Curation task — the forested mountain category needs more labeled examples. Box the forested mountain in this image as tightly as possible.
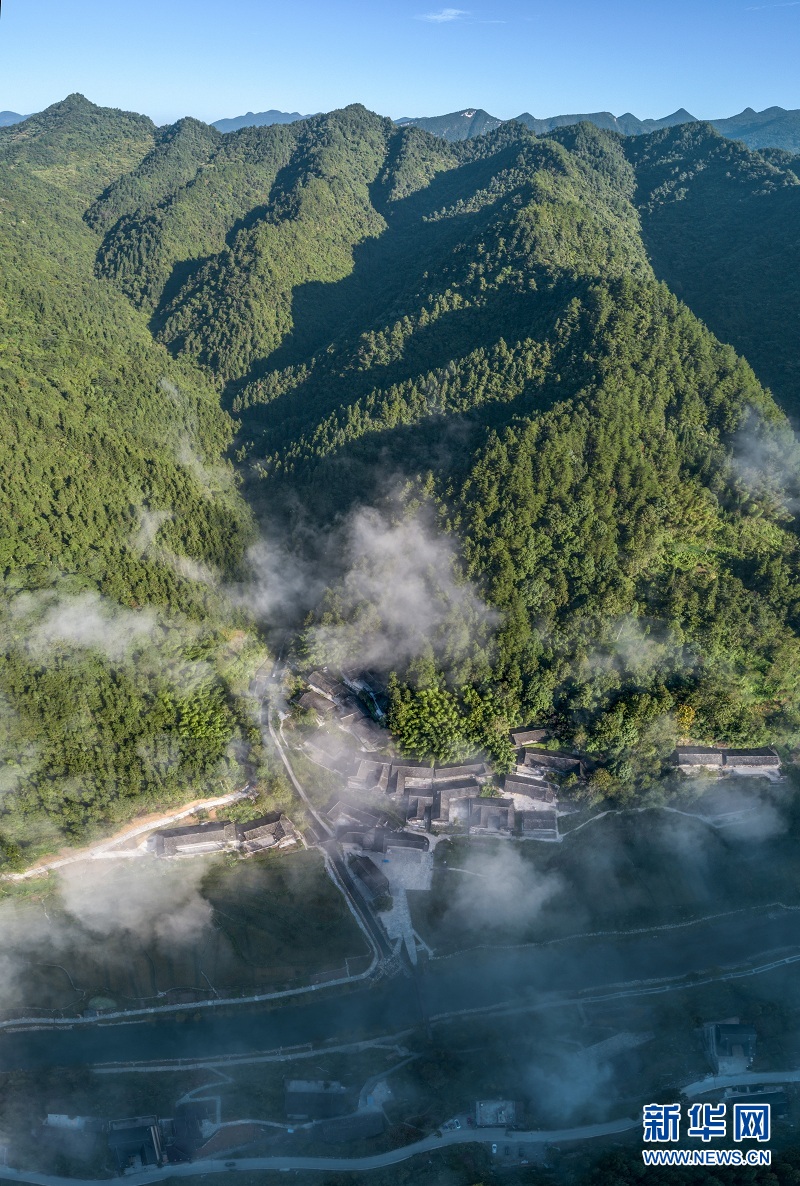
[515,108,694,136]
[394,104,800,153]
[78,103,800,771]
[0,95,259,865]
[0,111,27,127]
[231,105,693,140]
[625,122,800,421]
[3,94,800,861]
[96,98,800,152]
[712,105,800,154]
[395,109,504,140]
[212,108,310,133]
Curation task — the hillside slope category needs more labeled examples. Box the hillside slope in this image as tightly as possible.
[0,96,258,864]
[624,122,800,421]
[89,106,800,783]
[4,98,800,848]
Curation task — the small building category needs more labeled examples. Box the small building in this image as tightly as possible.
[723,748,780,772]
[326,798,384,829]
[673,746,780,774]
[370,828,429,852]
[520,810,559,840]
[511,727,549,747]
[305,730,356,778]
[393,763,435,796]
[336,690,369,720]
[284,1080,352,1121]
[336,827,369,847]
[475,1100,516,1127]
[307,671,344,702]
[339,708,366,729]
[349,718,387,750]
[470,799,515,833]
[706,1022,757,1075]
[673,746,724,770]
[107,1117,163,1172]
[297,690,335,720]
[163,1102,211,1163]
[307,729,351,761]
[306,748,355,778]
[521,748,582,776]
[341,670,389,721]
[392,760,435,778]
[406,793,435,823]
[237,813,296,852]
[350,854,390,898]
[432,780,480,823]
[153,821,236,857]
[434,762,487,782]
[348,759,390,793]
[504,775,557,804]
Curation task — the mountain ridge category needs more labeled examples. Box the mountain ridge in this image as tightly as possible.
[396,104,800,153]
[218,102,800,154]
[2,94,800,860]
[212,108,312,133]
[79,99,800,757]
[10,99,800,152]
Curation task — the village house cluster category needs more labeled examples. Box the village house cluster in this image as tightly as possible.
[149,812,298,858]
[297,671,569,845]
[294,669,785,870]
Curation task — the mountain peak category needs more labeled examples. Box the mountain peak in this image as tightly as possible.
[48,92,97,115]
[212,108,310,133]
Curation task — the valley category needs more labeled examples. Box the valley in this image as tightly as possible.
[2,89,800,1181]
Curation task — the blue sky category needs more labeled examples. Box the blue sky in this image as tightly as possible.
[1,0,798,125]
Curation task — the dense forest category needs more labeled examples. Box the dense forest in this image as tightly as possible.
[2,94,800,862]
[0,97,260,865]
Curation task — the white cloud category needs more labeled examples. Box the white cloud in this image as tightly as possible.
[303,505,498,673]
[57,859,213,946]
[729,408,800,516]
[12,590,157,662]
[418,7,468,21]
[443,844,563,934]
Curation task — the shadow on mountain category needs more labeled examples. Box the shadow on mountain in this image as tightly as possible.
[220,138,533,405]
[149,255,214,337]
[234,288,573,456]
[242,360,568,537]
[638,176,800,424]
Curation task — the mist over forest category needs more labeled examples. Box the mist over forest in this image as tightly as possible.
[2,84,800,1184]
